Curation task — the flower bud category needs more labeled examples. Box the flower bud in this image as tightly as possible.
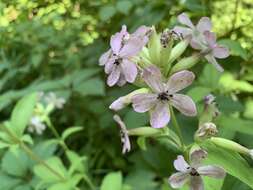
[148,26,161,65]
[109,88,149,111]
[170,54,200,74]
[249,150,253,159]
[210,137,249,155]
[195,122,218,140]
[168,39,189,64]
[128,127,163,136]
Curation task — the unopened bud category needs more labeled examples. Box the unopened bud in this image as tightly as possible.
[249,150,253,159]
[128,127,163,136]
[168,39,189,64]
[170,54,200,74]
[148,26,161,65]
[210,137,249,155]
[109,88,149,111]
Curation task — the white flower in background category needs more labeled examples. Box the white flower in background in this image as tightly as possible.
[28,116,46,135]
[44,92,66,109]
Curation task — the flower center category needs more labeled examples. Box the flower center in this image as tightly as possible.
[189,167,200,176]
[157,92,173,101]
[114,58,122,65]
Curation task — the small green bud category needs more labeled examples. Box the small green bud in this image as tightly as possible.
[168,39,189,64]
[128,127,163,136]
[148,26,161,65]
[138,47,152,68]
[210,137,249,155]
[170,54,200,74]
[195,122,218,141]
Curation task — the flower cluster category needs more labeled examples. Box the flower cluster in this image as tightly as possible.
[99,13,231,190]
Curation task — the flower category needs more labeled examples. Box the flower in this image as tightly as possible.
[173,13,212,49]
[169,150,226,190]
[200,31,229,72]
[113,115,131,154]
[44,92,66,109]
[99,25,152,86]
[28,116,46,135]
[131,65,197,128]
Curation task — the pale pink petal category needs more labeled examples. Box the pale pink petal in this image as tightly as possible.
[110,25,128,55]
[204,31,216,47]
[173,26,193,37]
[110,97,126,111]
[169,172,189,188]
[166,70,195,94]
[120,59,138,83]
[197,165,226,178]
[99,49,112,66]
[104,58,115,74]
[213,46,229,58]
[117,74,127,86]
[196,17,212,33]
[107,66,120,86]
[174,155,190,172]
[190,39,202,50]
[132,93,157,113]
[205,54,224,72]
[178,13,194,28]
[190,149,208,168]
[119,37,144,57]
[143,66,164,93]
[170,94,197,116]
[190,176,204,190]
[150,102,170,128]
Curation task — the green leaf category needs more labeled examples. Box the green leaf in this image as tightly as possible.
[137,137,147,151]
[219,39,248,60]
[187,86,211,102]
[199,64,221,89]
[61,126,83,141]
[0,171,22,189]
[10,93,38,137]
[116,0,133,15]
[101,172,122,190]
[99,5,116,21]
[66,150,87,174]
[202,141,253,189]
[73,78,105,96]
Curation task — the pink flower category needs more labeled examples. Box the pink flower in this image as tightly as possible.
[99,25,151,86]
[173,13,212,49]
[169,150,226,190]
[113,115,131,154]
[131,65,197,128]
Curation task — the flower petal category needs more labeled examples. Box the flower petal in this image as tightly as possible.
[110,25,128,55]
[196,17,212,33]
[170,94,197,116]
[104,58,115,74]
[120,59,138,83]
[197,165,226,178]
[204,31,216,47]
[143,65,164,93]
[110,97,126,111]
[174,155,190,172]
[107,66,120,86]
[119,37,144,57]
[190,149,208,168]
[213,46,229,59]
[150,102,170,128]
[132,93,157,113]
[178,13,194,28]
[117,74,127,86]
[205,54,224,72]
[166,70,195,94]
[173,26,193,37]
[169,172,189,188]
[190,176,204,190]
[99,49,112,66]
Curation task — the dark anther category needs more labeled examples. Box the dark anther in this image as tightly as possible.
[168,94,173,98]
[114,58,122,65]
[190,168,200,176]
[157,92,169,101]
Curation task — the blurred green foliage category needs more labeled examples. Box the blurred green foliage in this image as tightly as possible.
[0,0,253,189]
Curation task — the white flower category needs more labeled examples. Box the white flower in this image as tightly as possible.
[28,116,46,135]
[44,92,66,109]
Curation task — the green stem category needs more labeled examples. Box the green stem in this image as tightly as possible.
[46,119,69,151]
[1,125,65,181]
[170,106,185,150]
[83,174,96,190]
